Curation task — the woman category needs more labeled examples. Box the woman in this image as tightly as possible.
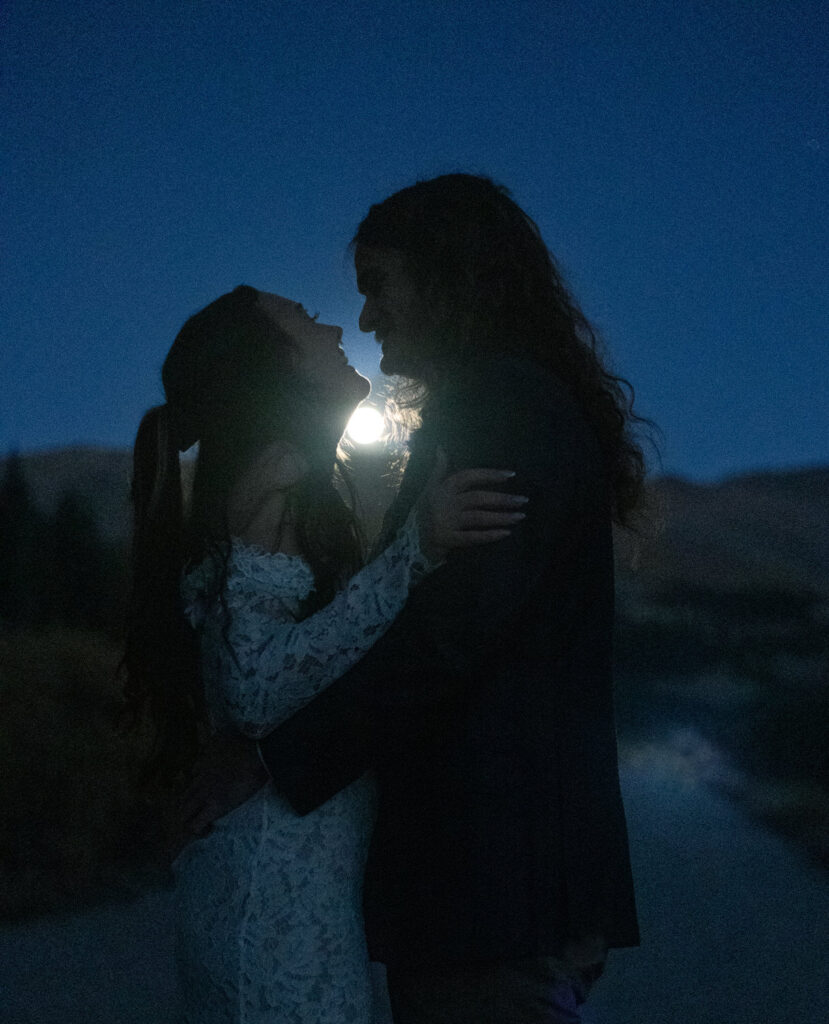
[123,284,522,1023]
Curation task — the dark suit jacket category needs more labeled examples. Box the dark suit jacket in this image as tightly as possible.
[259,355,640,965]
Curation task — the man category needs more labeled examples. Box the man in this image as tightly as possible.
[185,173,643,1022]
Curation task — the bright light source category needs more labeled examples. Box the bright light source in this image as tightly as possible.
[346,406,385,445]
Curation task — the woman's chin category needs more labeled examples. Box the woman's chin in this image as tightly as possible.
[347,368,372,404]
[326,374,371,436]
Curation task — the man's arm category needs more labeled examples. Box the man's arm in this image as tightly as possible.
[260,359,606,813]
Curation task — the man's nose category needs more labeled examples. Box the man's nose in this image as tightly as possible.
[358,298,376,333]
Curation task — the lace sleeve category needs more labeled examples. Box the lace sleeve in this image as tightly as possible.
[199,510,435,738]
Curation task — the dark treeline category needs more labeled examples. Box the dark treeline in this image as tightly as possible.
[0,454,127,634]
[0,455,151,920]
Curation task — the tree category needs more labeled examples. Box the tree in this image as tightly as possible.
[46,490,115,629]
[0,453,43,626]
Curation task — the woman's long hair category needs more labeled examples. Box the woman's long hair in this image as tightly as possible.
[353,173,657,527]
[122,285,363,783]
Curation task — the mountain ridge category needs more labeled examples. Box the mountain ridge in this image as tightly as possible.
[4,446,828,595]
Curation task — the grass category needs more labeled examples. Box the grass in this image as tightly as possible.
[0,627,170,920]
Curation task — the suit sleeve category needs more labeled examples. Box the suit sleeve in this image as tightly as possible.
[259,361,603,812]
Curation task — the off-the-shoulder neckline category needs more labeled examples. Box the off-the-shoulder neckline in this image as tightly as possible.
[227,536,310,564]
[184,538,312,579]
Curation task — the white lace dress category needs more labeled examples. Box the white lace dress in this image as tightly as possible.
[173,514,432,1023]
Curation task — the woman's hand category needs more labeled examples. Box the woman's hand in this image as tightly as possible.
[417,447,529,565]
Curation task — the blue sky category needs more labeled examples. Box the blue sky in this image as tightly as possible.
[2,0,826,480]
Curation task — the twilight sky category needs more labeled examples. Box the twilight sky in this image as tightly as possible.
[2,0,826,481]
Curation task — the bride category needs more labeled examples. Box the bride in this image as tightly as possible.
[123,284,522,1023]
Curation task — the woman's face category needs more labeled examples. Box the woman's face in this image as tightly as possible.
[256,291,370,412]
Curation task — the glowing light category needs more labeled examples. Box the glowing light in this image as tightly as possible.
[346,406,385,445]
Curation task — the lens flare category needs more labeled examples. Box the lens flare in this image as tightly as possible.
[346,406,385,445]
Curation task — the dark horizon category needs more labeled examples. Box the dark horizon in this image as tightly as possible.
[4,436,828,488]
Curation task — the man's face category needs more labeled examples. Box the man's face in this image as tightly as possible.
[354,246,428,377]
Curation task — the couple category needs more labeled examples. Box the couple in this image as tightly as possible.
[126,173,643,1024]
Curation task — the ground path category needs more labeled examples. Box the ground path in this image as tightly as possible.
[2,763,827,1023]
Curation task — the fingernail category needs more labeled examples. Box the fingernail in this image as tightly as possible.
[499,470,516,477]
[509,512,526,521]
[510,495,529,504]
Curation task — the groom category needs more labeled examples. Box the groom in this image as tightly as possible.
[185,174,641,1022]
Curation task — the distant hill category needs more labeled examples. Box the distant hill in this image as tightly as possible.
[616,467,829,597]
[6,447,827,598]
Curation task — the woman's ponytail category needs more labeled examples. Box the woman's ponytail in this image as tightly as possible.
[122,405,202,782]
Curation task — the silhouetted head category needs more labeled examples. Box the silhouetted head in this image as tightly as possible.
[353,173,575,381]
[161,284,368,462]
[353,172,653,527]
